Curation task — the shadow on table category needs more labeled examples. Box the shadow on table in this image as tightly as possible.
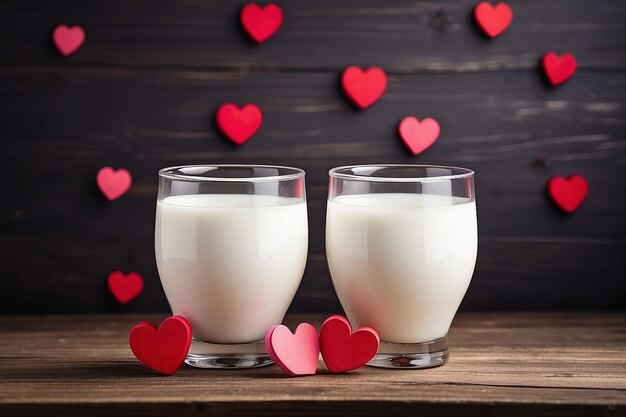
[7,361,373,380]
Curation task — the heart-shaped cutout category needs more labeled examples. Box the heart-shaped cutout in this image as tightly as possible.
[542,52,577,86]
[241,3,283,43]
[107,271,143,304]
[216,103,263,145]
[96,167,132,201]
[265,323,319,376]
[474,2,513,38]
[547,175,589,213]
[320,316,379,373]
[53,24,85,56]
[398,116,441,155]
[129,316,192,375]
[341,66,387,109]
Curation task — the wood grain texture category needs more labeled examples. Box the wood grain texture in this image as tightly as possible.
[0,1,625,313]
[1,0,626,71]
[1,66,624,313]
[0,313,624,416]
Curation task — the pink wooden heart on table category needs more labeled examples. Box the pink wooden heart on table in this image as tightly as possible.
[542,52,577,86]
[129,316,192,375]
[53,24,85,56]
[241,3,283,43]
[320,315,379,373]
[474,2,513,38]
[265,323,319,376]
[341,66,387,109]
[107,271,143,304]
[216,103,263,145]
[96,167,132,201]
[547,175,589,213]
[398,116,441,155]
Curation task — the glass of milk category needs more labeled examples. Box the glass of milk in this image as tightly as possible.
[326,164,477,369]
[155,165,308,369]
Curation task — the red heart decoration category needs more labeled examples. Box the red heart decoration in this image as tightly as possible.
[547,175,589,213]
[341,66,387,109]
[241,3,283,43]
[398,116,441,155]
[265,323,319,376]
[129,316,192,375]
[320,316,379,373]
[474,2,513,38]
[107,271,143,304]
[52,24,85,56]
[216,103,263,145]
[542,52,577,86]
[96,167,132,201]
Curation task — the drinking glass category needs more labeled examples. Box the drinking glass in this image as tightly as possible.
[155,165,308,369]
[326,164,477,369]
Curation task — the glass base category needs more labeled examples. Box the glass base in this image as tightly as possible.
[367,334,449,369]
[185,338,273,369]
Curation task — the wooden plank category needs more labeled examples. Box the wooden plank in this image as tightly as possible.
[1,0,625,71]
[0,313,624,417]
[0,237,624,313]
[1,400,623,417]
[1,66,625,313]
[1,66,624,232]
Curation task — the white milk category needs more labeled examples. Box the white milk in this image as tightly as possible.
[326,193,477,344]
[155,194,308,344]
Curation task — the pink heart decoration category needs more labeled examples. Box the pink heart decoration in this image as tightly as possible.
[547,175,589,213]
[320,316,379,373]
[96,167,132,201]
[53,24,85,56]
[129,316,192,375]
[107,271,143,304]
[265,323,319,376]
[216,103,263,145]
[241,3,283,43]
[398,116,441,155]
[341,66,387,109]
[542,52,577,86]
[474,2,513,38]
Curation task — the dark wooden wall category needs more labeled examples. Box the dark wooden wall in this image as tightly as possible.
[1,0,625,314]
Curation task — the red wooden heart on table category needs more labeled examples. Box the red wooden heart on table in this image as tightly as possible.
[341,66,387,109]
[398,116,441,155]
[547,175,589,213]
[216,103,263,145]
[96,167,132,201]
[53,24,85,56]
[265,323,319,376]
[241,3,283,43]
[542,52,577,86]
[474,2,513,38]
[320,316,379,373]
[107,271,143,304]
[129,316,192,375]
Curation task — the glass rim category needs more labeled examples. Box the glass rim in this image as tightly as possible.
[158,164,305,183]
[328,164,474,183]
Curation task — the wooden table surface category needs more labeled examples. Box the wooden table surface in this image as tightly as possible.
[0,312,625,416]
